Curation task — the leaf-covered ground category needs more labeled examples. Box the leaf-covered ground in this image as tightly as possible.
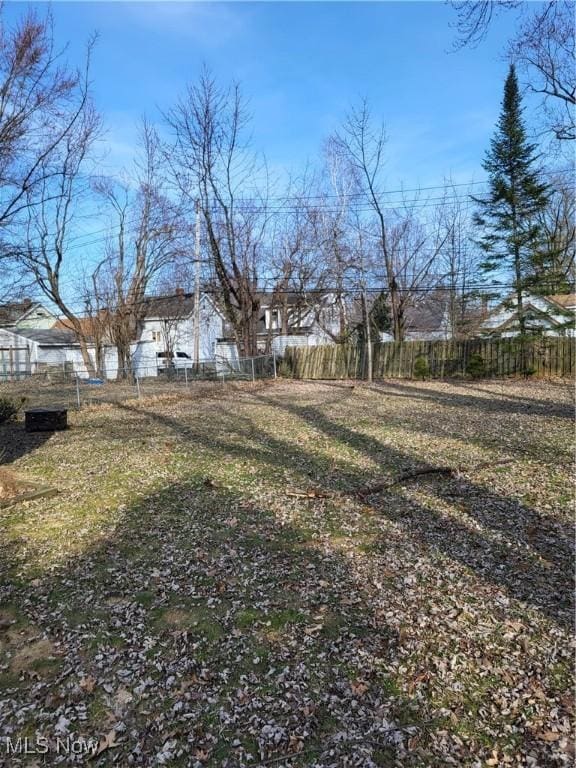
[0,379,573,767]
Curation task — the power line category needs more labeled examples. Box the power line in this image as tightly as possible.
[31,280,569,319]
[29,166,574,252]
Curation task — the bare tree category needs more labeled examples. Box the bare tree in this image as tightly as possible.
[0,9,90,298]
[511,2,575,141]
[296,141,363,344]
[451,0,521,48]
[332,101,449,340]
[17,51,101,376]
[265,179,318,351]
[94,120,186,378]
[437,184,482,338]
[165,70,270,356]
[451,1,575,141]
[533,173,575,292]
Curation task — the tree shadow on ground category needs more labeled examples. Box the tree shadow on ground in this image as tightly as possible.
[251,391,574,627]
[364,380,574,421]
[0,386,572,766]
[0,479,436,767]
[114,392,573,628]
[0,419,53,464]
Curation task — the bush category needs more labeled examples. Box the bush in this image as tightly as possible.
[413,355,430,380]
[277,360,293,378]
[0,396,23,424]
[466,353,487,379]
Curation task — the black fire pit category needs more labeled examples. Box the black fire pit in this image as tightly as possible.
[25,407,68,432]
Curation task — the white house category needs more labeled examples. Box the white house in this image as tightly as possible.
[479,293,575,338]
[0,327,118,380]
[130,291,228,376]
[254,291,346,355]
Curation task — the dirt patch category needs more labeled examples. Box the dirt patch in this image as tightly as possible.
[9,638,57,673]
[0,469,58,508]
[0,468,26,500]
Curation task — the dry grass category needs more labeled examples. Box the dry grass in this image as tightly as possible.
[0,378,573,766]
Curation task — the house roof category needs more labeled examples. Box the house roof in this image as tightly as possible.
[480,292,575,336]
[255,291,321,307]
[54,314,107,337]
[8,328,79,346]
[0,299,35,325]
[141,293,196,319]
[404,293,448,333]
[546,293,576,310]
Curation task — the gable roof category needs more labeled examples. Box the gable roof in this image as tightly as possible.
[480,292,575,336]
[141,293,196,319]
[8,328,79,346]
[546,293,576,310]
[0,299,35,326]
[404,293,449,333]
[0,299,58,327]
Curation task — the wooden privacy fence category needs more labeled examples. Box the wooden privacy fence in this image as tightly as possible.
[284,338,575,380]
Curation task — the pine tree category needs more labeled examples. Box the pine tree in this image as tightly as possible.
[474,64,549,338]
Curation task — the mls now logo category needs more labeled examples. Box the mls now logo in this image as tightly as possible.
[3,736,98,756]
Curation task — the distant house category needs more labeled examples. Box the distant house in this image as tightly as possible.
[479,293,576,338]
[130,291,228,376]
[0,299,58,330]
[252,291,343,355]
[0,327,118,380]
[400,293,453,341]
[393,291,482,341]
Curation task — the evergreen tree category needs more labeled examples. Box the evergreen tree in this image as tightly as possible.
[474,64,549,338]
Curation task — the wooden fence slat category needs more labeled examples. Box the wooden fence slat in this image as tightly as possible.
[283,338,574,380]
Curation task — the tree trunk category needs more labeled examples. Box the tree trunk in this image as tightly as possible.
[64,316,97,378]
[361,289,373,382]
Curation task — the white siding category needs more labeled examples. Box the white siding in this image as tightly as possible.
[215,341,240,370]
[134,295,226,376]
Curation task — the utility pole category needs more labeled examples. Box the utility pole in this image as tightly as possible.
[361,287,373,383]
[358,228,373,383]
[193,199,201,368]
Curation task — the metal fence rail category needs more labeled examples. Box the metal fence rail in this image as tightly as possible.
[0,354,277,411]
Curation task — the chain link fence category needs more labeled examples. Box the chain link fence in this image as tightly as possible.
[0,354,277,410]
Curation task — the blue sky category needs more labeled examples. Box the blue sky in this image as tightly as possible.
[9,1,539,190]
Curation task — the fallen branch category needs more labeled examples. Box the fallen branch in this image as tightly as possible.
[0,483,59,509]
[285,489,331,499]
[286,459,517,501]
[355,467,454,498]
[354,458,515,498]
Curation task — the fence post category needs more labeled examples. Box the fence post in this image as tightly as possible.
[251,357,255,383]
[76,377,81,409]
[136,377,141,399]
[272,351,277,379]
[184,367,189,388]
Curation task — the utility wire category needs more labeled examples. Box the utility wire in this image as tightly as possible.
[35,281,569,319]
[29,166,574,252]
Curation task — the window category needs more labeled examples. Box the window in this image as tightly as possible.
[151,331,162,342]
[265,309,281,330]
